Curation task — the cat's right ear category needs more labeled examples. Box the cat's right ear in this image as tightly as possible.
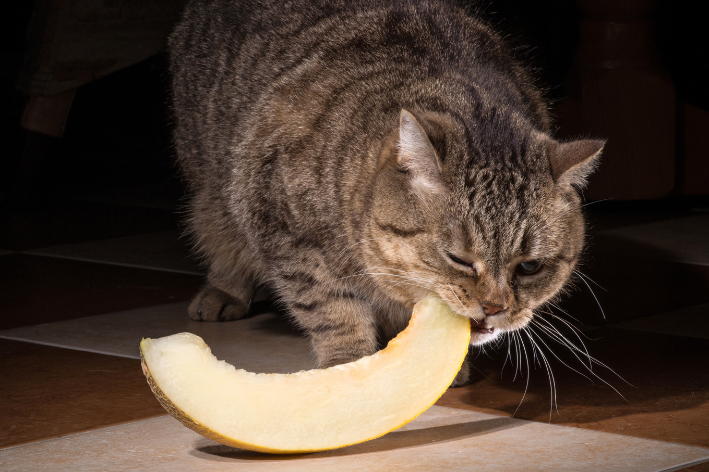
[397,109,446,195]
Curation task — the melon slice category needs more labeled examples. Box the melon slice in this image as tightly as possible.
[140,295,470,454]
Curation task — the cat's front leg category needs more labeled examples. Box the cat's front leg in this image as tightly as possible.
[286,291,379,369]
[188,266,254,322]
[450,353,471,387]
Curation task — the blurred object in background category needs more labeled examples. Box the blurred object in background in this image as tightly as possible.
[8,0,185,208]
[559,0,676,200]
[18,0,185,138]
[681,104,709,196]
[3,0,708,206]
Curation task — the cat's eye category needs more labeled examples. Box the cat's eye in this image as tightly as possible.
[516,260,543,276]
[447,253,476,274]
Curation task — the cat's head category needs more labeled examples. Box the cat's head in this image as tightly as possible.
[365,109,603,346]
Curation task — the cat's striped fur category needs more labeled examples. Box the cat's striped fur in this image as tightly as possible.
[169,0,603,384]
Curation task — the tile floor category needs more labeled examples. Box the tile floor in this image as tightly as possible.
[1,202,709,471]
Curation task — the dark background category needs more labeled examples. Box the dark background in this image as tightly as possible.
[0,0,707,211]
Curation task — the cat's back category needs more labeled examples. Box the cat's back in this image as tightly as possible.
[170,0,549,201]
[170,0,520,103]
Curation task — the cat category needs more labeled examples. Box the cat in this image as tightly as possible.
[169,0,603,385]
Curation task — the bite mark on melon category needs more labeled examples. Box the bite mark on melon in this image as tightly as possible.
[140,295,470,453]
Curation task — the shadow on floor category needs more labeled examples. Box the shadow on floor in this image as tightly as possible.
[191,416,520,461]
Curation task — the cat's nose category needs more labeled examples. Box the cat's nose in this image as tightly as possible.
[481,303,506,316]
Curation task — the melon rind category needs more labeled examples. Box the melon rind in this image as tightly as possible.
[140,295,470,453]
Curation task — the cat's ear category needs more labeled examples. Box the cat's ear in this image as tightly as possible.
[548,138,605,189]
[397,109,445,194]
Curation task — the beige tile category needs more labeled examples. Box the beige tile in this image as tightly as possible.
[0,302,314,374]
[611,303,709,339]
[25,231,204,275]
[1,406,707,471]
[598,214,709,265]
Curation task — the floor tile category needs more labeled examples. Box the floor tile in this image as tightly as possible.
[1,406,707,471]
[0,339,166,449]
[5,301,709,450]
[554,211,709,326]
[598,214,709,266]
[611,303,709,339]
[0,254,202,330]
[0,302,314,374]
[26,230,204,275]
[0,202,179,251]
[437,327,709,448]
[558,248,709,325]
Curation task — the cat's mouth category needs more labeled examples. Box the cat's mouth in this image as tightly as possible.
[470,318,494,335]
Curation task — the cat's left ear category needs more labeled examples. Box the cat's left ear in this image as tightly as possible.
[397,109,446,195]
[548,138,605,189]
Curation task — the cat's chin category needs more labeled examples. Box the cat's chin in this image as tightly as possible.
[469,328,502,346]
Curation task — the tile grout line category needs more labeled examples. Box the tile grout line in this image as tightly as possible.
[660,457,709,472]
[0,416,169,452]
[0,335,142,360]
[510,416,709,457]
[19,250,206,276]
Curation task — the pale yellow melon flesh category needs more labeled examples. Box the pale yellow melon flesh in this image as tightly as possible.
[140,295,470,454]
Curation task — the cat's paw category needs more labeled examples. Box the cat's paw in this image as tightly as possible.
[188,286,249,321]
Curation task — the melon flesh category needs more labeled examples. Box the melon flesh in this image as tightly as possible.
[140,295,470,454]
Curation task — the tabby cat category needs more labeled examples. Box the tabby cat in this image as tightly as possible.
[169,0,603,385]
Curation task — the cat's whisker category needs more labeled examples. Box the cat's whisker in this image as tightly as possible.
[469,362,494,382]
[368,267,443,291]
[387,280,439,294]
[580,197,615,208]
[491,335,505,350]
[368,275,437,293]
[543,306,599,343]
[546,301,569,314]
[528,321,633,398]
[510,330,520,381]
[574,273,606,320]
[534,314,593,370]
[341,268,436,292]
[373,270,448,302]
[544,307,592,337]
[533,321,601,374]
[514,330,523,379]
[512,331,531,417]
[524,327,558,421]
[573,269,607,292]
[529,321,596,384]
[500,332,511,378]
[545,302,585,325]
[447,284,472,318]
[339,271,434,289]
